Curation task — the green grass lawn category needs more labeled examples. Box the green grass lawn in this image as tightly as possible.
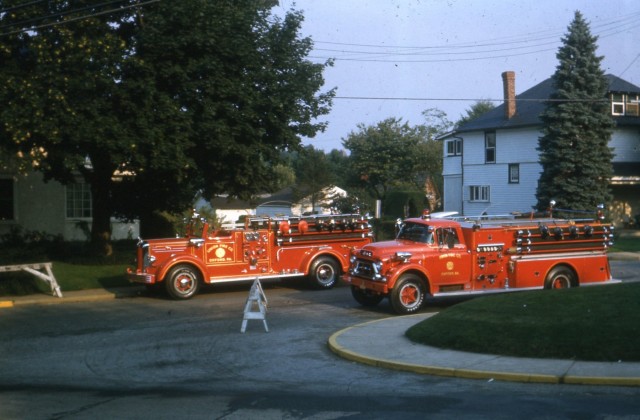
[0,262,130,296]
[406,281,640,362]
[610,236,640,252]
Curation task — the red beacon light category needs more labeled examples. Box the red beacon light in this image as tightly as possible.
[421,209,431,220]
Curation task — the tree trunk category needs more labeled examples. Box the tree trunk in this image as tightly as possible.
[90,179,113,257]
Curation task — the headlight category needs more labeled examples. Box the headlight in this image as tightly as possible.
[372,261,384,280]
[393,252,412,262]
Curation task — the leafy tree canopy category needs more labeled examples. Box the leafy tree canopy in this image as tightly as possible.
[0,0,334,248]
[456,100,495,127]
[342,113,448,204]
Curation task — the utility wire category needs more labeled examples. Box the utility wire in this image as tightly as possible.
[334,96,610,103]
[0,0,48,14]
[307,10,640,63]
[0,0,132,32]
[0,0,160,37]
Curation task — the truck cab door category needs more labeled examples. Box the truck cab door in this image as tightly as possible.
[432,227,471,288]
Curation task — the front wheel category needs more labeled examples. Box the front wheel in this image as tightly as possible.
[544,266,576,289]
[351,286,384,307]
[390,274,426,315]
[165,264,202,300]
[308,256,340,289]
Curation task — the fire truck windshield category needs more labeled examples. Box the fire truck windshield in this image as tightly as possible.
[397,222,434,244]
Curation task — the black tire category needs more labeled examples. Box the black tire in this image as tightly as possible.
[165,264,202,300]
[351,286,384,307]
[544,266,576,289]
[308,256,340,289]
[390,274,426,315]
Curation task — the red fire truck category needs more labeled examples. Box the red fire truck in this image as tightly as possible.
[344,207,615,314]
[127,211,373,299]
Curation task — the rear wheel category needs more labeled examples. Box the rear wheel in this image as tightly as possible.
[308,256,340,289]
[165,264,201,299]
[545,266,576,289]
[390,274,426,314]
[351,286,384,307]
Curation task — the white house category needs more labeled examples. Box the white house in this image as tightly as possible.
[0,170,139,241]
[211,186,348,222]
[440,71,640,226]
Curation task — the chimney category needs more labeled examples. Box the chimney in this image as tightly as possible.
[502,71,516,119]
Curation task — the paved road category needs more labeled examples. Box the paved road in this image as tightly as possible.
[0,261,639,419]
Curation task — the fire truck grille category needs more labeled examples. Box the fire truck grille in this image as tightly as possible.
[352,260,377,280]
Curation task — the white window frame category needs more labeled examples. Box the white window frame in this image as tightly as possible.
[446,138,462,156]
[611,93,640,116]
[485,132,496,164]
[469,185,490,202]
[508,163,520,184]
[626,94,639,116]
[66,182,92,218]
[612,93,625,115]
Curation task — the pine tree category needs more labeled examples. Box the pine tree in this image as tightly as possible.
[536,11,614,214]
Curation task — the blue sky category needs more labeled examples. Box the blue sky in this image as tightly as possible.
[275,0,640,151]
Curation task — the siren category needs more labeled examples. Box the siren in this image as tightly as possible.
[422,209,431,220]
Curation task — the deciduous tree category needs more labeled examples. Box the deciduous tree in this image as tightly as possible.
[0,1,333,250]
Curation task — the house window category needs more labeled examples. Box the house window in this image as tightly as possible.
[508,163,520,184]
[446,138,462,156]
[66,183,92,218]
[485,132,496,163]
[611,93,640,116]
[469,185,490,202]
[0,178,14,221]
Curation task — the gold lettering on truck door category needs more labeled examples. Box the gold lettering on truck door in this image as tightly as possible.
[207,243,234,263]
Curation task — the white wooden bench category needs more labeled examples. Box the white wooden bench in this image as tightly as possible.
[0,262,63,298]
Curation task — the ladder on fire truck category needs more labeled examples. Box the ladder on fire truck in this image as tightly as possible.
[241,278,268,333]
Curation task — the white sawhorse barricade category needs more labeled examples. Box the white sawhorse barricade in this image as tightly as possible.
[241,278,268,333]
[0,262,63,298]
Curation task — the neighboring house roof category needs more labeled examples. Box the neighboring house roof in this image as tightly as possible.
[456,74,640,133]
[210,195,256,210]
[211,186,345,212]
[257,187,295,206]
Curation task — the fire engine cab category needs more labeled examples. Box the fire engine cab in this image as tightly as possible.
[127,211,373,299]
[344,207,615,314]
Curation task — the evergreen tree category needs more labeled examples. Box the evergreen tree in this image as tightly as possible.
[536,11,614,213]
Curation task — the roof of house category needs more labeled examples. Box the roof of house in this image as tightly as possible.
[455,74,640,133]
[210,186,345,211]
[210,195,256,210]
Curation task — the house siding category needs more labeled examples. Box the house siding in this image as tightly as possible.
[443,128,542,216]
[1,171,138,241]
[610,128,640,162]
[443,174,462,213]
[441,73,640,227]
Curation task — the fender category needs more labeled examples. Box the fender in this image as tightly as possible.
[385,262,431,291]
[300,246,349,275]
[156,255,207,284]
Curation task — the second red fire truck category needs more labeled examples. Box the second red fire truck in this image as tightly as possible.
[128,211,374,299]
[344,207,616,314]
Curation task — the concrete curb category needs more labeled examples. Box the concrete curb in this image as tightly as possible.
[327,321,561,385]
[328,316,640,387]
